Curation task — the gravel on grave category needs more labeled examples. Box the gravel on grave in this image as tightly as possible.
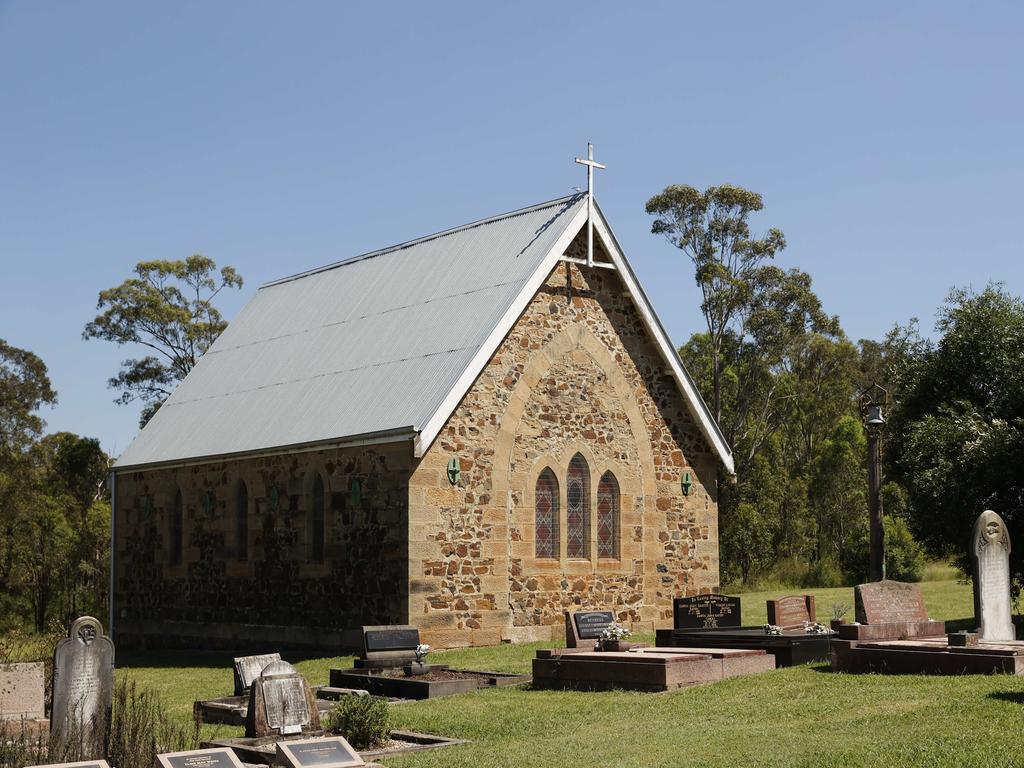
[382,669,496,682]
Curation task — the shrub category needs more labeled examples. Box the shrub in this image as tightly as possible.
[325,695,390,750]
[885,516,926,582]
[801,557,846,588]
[106,679,199,768]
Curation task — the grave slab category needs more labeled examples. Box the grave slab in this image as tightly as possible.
[156,748,246,768]
[276,736,364,768]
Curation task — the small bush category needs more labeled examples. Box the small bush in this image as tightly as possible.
[801,557,846,588]
[325,695,390,750]
[0,721,46,768]
[107,679,199,768]
[885,516,926,582]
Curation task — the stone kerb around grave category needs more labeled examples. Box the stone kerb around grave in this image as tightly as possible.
[51,616,115,758]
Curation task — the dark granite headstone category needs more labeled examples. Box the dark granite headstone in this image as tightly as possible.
[245,660,320,738]
[564,611,615,648]
[51,616,115,758]
[233,653,281,695]
[157,748,246,768]
[276,736,364,768]
[855,581,928,625]
[766,595,816,630]
[673,595,741,630]
[362,627,420,655]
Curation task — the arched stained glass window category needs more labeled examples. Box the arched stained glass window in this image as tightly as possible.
[310,474,325,562]
[535,469,559,558]
[567,454,590,559]
[236,481,249,562]
[170,488,183,565]
[597,471,620,559]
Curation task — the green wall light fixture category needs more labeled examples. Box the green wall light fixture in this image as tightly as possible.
[682,472,693,497]
[447,457,461,486]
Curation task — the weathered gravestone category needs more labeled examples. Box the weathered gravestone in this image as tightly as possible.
[276,736,365,768]
[51,616,115,757]
[245,660,320,738]
[973,509,1015,642]
[157,747,246,768]
[766,595,816,630]
[233,653,281,695]
[0,661,45,721]
[855,580,929,624]
[565,611,615,648]
[673,595,741,630]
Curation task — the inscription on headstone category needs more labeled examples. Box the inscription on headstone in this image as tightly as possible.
[854,581,929,624]
[363,627,420,655]
[51,616,115,758]
[573,611,615,640]
[157,748,246,768]
[233,653,281,695]
[973,509,1015,642]
[276,736,365,768]
[673,595,742,629]
[767,595,816,630]
[0,661,45,720]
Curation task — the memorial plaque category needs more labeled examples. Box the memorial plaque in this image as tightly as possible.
[673,595,741,629]
[854,581,928,625]
[51,616,115,757]
[973,510,1015,642]
[276,736,364,768]
[573,611,615,640]
[362,627,420,655]
[157,748,246,768]
[233,653,282,695]
[0,661,45,720]
[767,595,815,630]
[263,676,311,734]
[27,761,111,768]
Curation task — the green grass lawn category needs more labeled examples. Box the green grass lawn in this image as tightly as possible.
[119,578,1024,768]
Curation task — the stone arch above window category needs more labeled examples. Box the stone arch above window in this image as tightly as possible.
[597,471,620,559]
[236,480,249,562]
[535,468,559,559]
[567,454,591,559]
[170,487,184,565]
[310,473,325,562]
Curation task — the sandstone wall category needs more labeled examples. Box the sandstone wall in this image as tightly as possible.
[113,442,411,649]
[409,232,721,648]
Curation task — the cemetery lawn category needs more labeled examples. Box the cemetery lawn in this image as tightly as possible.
[120,578,1024,768]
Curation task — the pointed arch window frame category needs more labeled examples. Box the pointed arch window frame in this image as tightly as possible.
[534,468,560,559]
[236,480,249,562]
[310,473,326,563]
[566,454,591,559]
[170,486,184,565]
[597,470,621,559]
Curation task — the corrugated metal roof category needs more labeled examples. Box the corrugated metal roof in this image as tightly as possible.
[114,194,588,469]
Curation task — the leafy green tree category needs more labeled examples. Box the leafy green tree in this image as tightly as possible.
[646,184,785,423]
[83,255,243,426]
[890,284,1024,588]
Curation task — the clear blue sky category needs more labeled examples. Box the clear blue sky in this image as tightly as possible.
[2,1,1022,457]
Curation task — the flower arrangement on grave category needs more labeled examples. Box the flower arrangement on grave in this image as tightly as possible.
[803,621,832,635]
[598,623,632,650]
[830,602,851,630]
[762,624,783,635]
[414,644,430,664]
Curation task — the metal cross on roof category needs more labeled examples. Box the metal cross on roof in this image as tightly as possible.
[574,142,605,267]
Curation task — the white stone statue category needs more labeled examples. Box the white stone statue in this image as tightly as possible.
[973,509,1015,642]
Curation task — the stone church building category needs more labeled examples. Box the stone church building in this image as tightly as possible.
[110,193,734,649]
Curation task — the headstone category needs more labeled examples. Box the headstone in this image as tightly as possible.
[854,580,928,624]
[766,595,816,630]
[245,660,320,738]
[673,595,742,630]
[157,748,246,768]
[51,616,115,757]
[27,761,112,768]
[356,626,419,668]
[565,611,615,648]
[233,653,282,695]
[973,509,1015,642]
[276,736,365,768]
[0,661,45,720]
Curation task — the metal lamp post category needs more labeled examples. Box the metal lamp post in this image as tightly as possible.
[859,383,888,582]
